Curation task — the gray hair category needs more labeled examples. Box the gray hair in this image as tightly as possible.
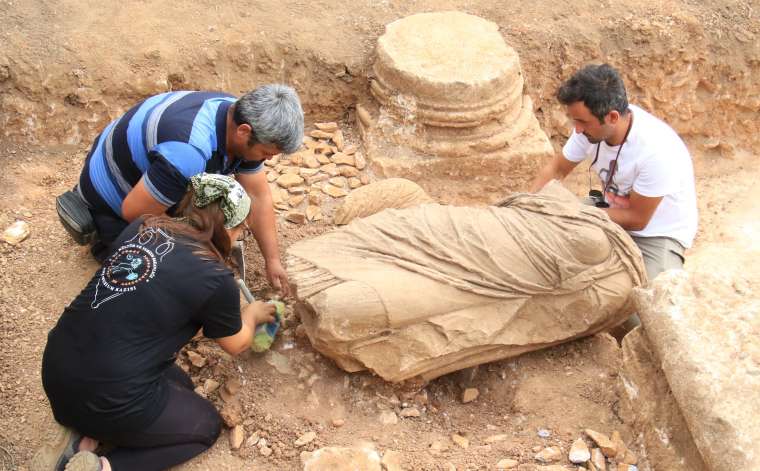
[234,84,304,154]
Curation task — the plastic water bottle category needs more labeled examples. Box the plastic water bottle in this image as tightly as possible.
[251,300,284,352]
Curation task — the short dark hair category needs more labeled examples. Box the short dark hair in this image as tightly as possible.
[557,64,629,123]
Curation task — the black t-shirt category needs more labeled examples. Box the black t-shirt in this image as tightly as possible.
[42,219,241,434]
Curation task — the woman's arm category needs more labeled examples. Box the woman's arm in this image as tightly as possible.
[215,301,275,356]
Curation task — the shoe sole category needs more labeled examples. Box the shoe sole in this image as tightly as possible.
[28,424,75,471]
[64,452,101,471]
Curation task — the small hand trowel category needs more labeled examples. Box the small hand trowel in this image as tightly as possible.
[230,241,254,303]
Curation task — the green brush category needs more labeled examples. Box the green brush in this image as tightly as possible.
[251,300,284,352]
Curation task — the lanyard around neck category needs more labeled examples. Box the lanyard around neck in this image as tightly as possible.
[590,113,634,195]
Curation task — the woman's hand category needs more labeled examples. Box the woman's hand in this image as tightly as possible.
[218,301,275,356]
[243,301,276,328]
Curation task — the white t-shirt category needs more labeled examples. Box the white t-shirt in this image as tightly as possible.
[563,105,698,248]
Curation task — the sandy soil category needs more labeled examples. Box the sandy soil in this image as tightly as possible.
[0,1,758,470]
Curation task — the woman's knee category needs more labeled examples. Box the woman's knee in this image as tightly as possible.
[199,403,222,447]
[165,364,194,390]
[164,383,222,447]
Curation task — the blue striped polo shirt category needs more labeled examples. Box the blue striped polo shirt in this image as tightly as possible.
[79,91,264,216]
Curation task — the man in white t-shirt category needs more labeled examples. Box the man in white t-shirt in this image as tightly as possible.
[530,64,698,333]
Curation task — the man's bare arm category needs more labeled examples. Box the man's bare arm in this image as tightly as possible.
[121,177,170,222]
[529,154,580,192]
[605,191,663,231]
[236,171,291,296]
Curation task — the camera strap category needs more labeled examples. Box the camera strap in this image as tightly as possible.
[590,112,634,196]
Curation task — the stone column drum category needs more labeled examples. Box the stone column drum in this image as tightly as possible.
[358,11,553,203]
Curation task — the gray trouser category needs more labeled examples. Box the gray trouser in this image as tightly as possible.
[578,198,686,279]
[631,236,686,281]
[617,236,686,335]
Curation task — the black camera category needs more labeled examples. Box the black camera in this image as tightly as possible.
[587,190,609,208]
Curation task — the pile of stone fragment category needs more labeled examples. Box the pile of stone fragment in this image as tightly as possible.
[265,122,370,224]
[183,345,316,460]
[297,427,641,471]
[532,428,640,471]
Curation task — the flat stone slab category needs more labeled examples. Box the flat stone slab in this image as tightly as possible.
[620,327,708,471]
[634,270,760,471]
[301,446,381,471]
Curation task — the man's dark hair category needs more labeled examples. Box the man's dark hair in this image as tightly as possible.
[557,64,629,123]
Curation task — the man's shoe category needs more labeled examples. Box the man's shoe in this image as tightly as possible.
[28,423,81,471]
[56,189,97,246]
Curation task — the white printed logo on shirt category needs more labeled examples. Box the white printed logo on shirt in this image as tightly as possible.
[91,227,175,309]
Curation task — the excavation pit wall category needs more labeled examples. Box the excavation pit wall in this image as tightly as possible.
[1,4,758,163]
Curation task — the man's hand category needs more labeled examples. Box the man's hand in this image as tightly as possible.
[265,259,291,298]
[236,171,290,296]
[604,191,663,231]
[529,154,580,192]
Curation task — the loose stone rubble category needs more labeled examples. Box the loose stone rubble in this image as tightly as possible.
[2,220,31,245]
[381,450,402,471]
[398,407,420,418]
[585,429,617,457]
[590,448,607,470]
[186,350,206,368]
[569,438,591,464]
[295,431,317,447]
[534,446,562,463]
[461,388,479,404]
[265,123,371,222]
[178,272,647,471]
[451,434,469,449]
[544,429,641,470]
[229,425,245,450]
[496,458,519,469]
[378,410,398,425]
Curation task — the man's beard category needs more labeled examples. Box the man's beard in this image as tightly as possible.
[584,133,603,144]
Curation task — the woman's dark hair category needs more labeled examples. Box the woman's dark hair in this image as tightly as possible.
[557,64,629,123]
[141,187,234,264]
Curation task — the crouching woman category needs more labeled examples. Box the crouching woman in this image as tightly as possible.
[31,173,275,471]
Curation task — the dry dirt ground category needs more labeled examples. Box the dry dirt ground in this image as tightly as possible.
[0,1,758,470]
